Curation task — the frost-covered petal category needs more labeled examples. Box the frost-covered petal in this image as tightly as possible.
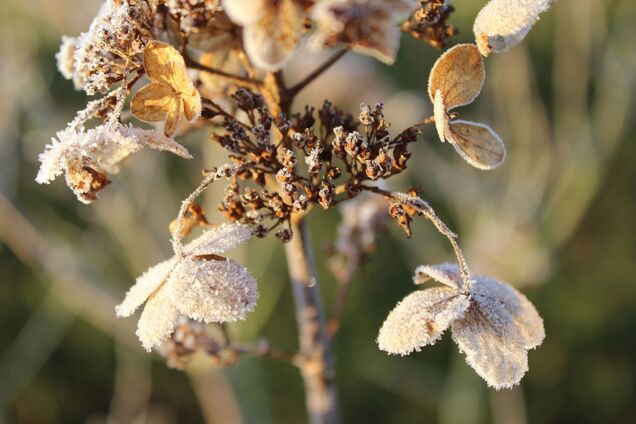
[116,258,177,317]
[428,44,485,110]
[222,0,269,26]
[451,276,544,389]
[184,223,253,255]
[472,276,545,349]
[413,262,464,291]
[136,283,180,351]
[473,0,552,56]
[452,308,529,390]
[378,287,469,355]
[166,256,258,323]
[433,90,451,144]
[447,120,506,170]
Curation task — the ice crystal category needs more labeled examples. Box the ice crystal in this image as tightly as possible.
[36,122,191,203]
[378,263,545,389]
[116,223,258,351]
[473,0,552,56]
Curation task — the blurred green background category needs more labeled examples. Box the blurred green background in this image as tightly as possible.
[1,0,635,423]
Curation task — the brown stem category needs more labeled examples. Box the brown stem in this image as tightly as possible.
[287,50,348,98]
[285,216,339,424]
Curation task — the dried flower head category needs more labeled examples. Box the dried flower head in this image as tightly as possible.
[428,43,506,170]
[36,122,191,203]
[223,0,309,71]
[73,0,154,95]
[310,0,418,64]
[116,223,258,351]
[474,0,552,56]
[378,263,544,389]
[132,41,202,137]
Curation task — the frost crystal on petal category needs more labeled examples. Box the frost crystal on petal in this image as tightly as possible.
[36,122,191,203]
[167,256,258,323]
[473,0,552,56]
[451,276,545,389]
[414,262,464,291]
[136,283,181,352]
[116,258,177,318]
[377,287,469,355]
[184,223,253,255]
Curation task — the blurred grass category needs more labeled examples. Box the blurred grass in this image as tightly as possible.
[1,0,635,423]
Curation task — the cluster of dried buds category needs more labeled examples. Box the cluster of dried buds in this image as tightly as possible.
[402,0,458,49]
[206,90,420,242]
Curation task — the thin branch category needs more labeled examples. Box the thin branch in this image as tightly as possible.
[287,50,348,97]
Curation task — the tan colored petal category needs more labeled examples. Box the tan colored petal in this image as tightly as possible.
[184,223,253,256]
[377,287,469,355]
[163,97,183,138]
[428,44,485,110]
[223,0,269,26]
[242,0,303,71]
[143,41,190,90]
[167,256,258,323]
[413,263,465,291]
[136,283,180,351]
[131,83,176,123]
[447,120,506,170]
[116,258,177,317]
[433,89,451,143]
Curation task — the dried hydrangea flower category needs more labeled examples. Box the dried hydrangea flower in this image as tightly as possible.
[73,0,154,95]
[56,36,86,90]
[131,41,202,137]
[310,0,418,64]
[474,0,552,56]
[378,263,544,389]
[35,122,191,203]
[116,223,258,351]
[223,0,309,71]
[428,43,506,170]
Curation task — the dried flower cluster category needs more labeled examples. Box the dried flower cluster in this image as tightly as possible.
[41,0,554,413]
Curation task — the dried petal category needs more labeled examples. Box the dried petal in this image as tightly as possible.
[184,223,253,255]
[451,276,545,389]
[433,89,451,144]
[116,258,177,317]
[413,262,465,291]
[428,44,485,110]
[447,120,506,170]
[167,256,258,323]
[224,0,303,71]
[131,41,201,137]
[473,0,552,56]
[377,287,469,355]
[136,282,180,351]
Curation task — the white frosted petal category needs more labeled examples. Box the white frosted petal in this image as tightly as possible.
[116,258,176,317]
[473,0,552,56]
[222,0,268,25]
[184,223,253,255]
[413,262,464,291]
[451,276,544,389]
[136,285,180,351]
[433,90,451,144]
[167,256,258,323]
[378,287,470,355]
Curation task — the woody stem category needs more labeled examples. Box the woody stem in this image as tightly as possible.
[285,215,339,424]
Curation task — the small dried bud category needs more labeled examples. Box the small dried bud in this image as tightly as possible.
[389,202,413,237]
[282,148,297,168]
[318,179,336,210]
[254,225,268,238]
[327,167,342,179]
[293,194,309,212]
[276,167,293,183]
[275,229,293,243]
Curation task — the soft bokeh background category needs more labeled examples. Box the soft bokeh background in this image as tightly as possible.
[1,0,635,423]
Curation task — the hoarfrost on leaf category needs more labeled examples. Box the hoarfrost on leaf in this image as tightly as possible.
[184,223,254,255]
